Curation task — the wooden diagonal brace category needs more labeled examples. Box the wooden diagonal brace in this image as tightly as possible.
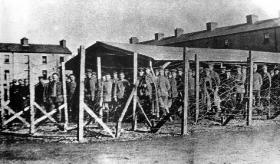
[83,103,115,138]
[136,98,152,127]
[34,109,57,125]
[3,107,30,126]
[4,106,30,126]
[33,102,56,123]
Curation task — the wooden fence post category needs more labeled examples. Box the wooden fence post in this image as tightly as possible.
[78,46,86,142]
[182,47,189,135]
[29,56,35,134]
[247,50,253,126]
[97,57,103,121]
[0,66,4,128]
[195,54,200,123]
[132,52,138,131]
[61,62,68,131]
[149,60,159,118]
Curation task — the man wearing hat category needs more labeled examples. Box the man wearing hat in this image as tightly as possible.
[157,67,171,116]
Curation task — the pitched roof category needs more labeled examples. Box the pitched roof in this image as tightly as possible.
[0,43,72,54]
[95,41,280,63]
[93,41,184,60]
[139,17,280,46]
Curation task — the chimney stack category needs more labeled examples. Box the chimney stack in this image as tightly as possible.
[206,22,218,31]
[175,28,184,37]
[155,33,164,40]
[246,14,258,24]
[60,40,66,48]
[21,37,29,46]
[129,37,139,44]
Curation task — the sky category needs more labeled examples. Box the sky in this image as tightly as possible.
[1,0,280,54]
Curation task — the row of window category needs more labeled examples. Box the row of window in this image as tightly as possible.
[3,70,48,80]
[3,55,64,64]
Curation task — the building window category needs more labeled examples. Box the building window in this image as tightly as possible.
[4,70,9,80]
[224,39,229,48]
[24,55,29,64]
[42,70,47,79]
[4,55,10,64]
[60,56,64,63]
[264,33,270,43]
[42,56,47,64]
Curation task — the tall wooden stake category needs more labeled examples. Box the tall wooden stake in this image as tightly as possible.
[182,47,189,135]
[29,56,35,134]
[61,62,68,131]
[0,66,5,128]
[97,57,102,106]
[78,46,85,142]
[195,54,200,123]
[132,52,138,131]
[247,50,253,126]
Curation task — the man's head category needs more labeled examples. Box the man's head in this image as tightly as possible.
[253,64,258,72]
[139,68,144,77]
[275,68,279,75]
[205,68,210,76]
[177,68,183,76]
[159,68,164,76]
[105,73,111,81]
[145,68,151,75]
[119,72,125,80]
[236,65,241,73]
[52,73,59,81]
[48,76,53,82]
[164,69,169,76]
[92,72,97,78]
[208,64,214,71]
[18,79,24,85]
[38,76,44,83]
[113,71,118,79]
[171,69,177,78]
[70,74,75,82]
[154,69,159,76]
[262,65,268,73]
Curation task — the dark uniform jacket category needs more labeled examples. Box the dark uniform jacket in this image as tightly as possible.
[115,79,130,99]
[47,80,63,102]
[138,75,153,98]
[84,77,97,101]
[67,81,76,101]
[35,82,46,104]
[169,77,178,98]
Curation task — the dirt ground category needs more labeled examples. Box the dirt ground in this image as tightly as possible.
[1,117,280,163]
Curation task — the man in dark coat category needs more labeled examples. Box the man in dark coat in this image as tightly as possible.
[67,74,77,121]
[35,76,46,106]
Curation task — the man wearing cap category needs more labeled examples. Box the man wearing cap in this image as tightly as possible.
[84,69,97,107]
[47,73,63,121]
[115,72,130,111]
[168,69,178,108]
[261,65,271,110]
[102,73,112,122]
[253,64,263,107]
[157,67,171,116]
[67,74,77,121]
[234,65,246,108]
[272,68,280,103]
[138,67,154,116]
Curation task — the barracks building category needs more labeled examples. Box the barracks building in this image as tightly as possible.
[131,14,280,53]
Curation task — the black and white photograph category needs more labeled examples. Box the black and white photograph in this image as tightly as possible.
[1,0,280,163]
